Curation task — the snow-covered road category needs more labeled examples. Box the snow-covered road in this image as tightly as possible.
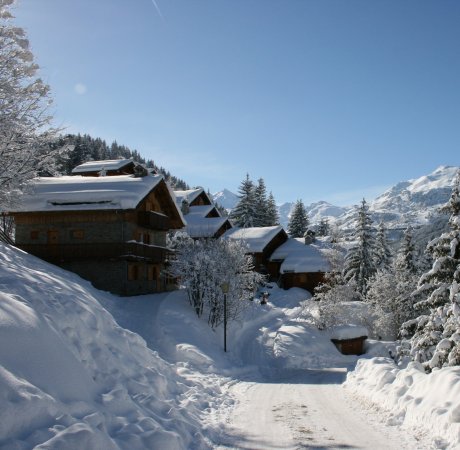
[213,369,428,450]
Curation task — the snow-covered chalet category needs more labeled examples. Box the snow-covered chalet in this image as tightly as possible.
[269,236,331,292]
[222,225,288,279]
[174,187,232,239]
[9,172,185,296]
[71,158,143,177]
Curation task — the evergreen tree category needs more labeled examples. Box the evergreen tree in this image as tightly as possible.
[343,199,378,295]
[399,171,460,370]
[253,178,268,227]
[287,200,309,238]
[365,263,418,340]
[375,221,392,270]
[230,174,257,228]
[317,218,330,237]
[396,226,417,274]
[314,245,361,328]
[265,192,279,226]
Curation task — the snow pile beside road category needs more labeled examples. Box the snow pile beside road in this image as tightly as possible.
[345,357,460,449]
[0,244,210,450]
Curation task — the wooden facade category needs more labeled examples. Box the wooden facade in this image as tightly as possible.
[280,271,326,293]
[11,177,184,296]
[331,336,367,356]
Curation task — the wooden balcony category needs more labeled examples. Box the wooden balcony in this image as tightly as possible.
[138,211,171,230]
[18,242,171,264]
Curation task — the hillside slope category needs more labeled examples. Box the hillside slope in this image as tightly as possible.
[0,244,212,450]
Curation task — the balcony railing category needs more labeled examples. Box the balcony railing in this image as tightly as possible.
[18,242,170,264]
[138,211,171,230]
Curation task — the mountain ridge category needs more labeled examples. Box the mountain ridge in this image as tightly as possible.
[213,165,459,231]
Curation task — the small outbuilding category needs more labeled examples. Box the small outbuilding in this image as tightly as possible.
[330,325,368,356]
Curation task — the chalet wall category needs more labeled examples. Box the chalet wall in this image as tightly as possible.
[281,272,325,294]
[60,260,175,296]
[16,218,124,246]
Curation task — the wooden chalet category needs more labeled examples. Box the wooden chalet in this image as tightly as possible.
[71,158,147,177]
[174,188,232,239]
[9,173,185,296]
[174,187,213,208]
[269,237,330,293]
[222,226,288,277]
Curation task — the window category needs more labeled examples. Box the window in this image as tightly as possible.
[128,263,139,281]
[30,230,39,240]
[71,229,85,239]
[147,265,157,281]
[47,230,59,244]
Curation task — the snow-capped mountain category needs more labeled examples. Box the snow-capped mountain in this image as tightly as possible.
[306,201,348,225]
[337,165,458,231]
[213,165,458,232]
[212,188,239,211]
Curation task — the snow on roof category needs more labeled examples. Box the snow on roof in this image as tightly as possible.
[174,188,205,206]
[329,325,368,340]
[186,205,219,218]
[222,226,284,253]
[185,216,230,238]
[11,174,165,212]
[71,159,134,174]
[270,238,331,273]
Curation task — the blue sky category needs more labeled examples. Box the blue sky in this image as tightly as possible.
[13,0,460,206]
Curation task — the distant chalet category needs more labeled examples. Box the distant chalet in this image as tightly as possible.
[71,158,144,177]
[174,187,232,239]
[222,226,288,279]
[9,173,185,296]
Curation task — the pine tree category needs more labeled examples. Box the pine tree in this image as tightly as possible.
[365,263,418,340]
[396,226,417,274]
[0,1,62,208]
[317,218,330,237]
[343,199,378,295]
[375,221,392,270]
[253,178,269,227]
[287,200,309,238]
[314,245,361,329]
[230,174,257,228]
[399,171,460,370]
[265,192,279,226]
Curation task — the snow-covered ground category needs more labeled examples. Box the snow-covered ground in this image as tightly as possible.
[1,243,459,449]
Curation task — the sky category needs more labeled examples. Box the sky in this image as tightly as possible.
[12,0,460,206]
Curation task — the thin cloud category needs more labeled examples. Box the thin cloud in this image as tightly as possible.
[150,0,165,21]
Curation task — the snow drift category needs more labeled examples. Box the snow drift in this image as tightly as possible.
[345,357,460,449]
[0,243,209,450]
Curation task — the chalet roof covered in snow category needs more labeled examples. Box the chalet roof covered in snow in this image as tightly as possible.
[174,187,212,206]
[174,188,203,205]
[71,159,135,174]
[185,216,230,239]
[270,238,331,273]
[186,205,218,218]
[11,174,168,212]
[222,226,285,253]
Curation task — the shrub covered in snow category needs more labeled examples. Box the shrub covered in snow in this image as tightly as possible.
[169,236,264,328]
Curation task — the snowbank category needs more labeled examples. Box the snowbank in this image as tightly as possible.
[0,244,211,449]
[345,357,460,449]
